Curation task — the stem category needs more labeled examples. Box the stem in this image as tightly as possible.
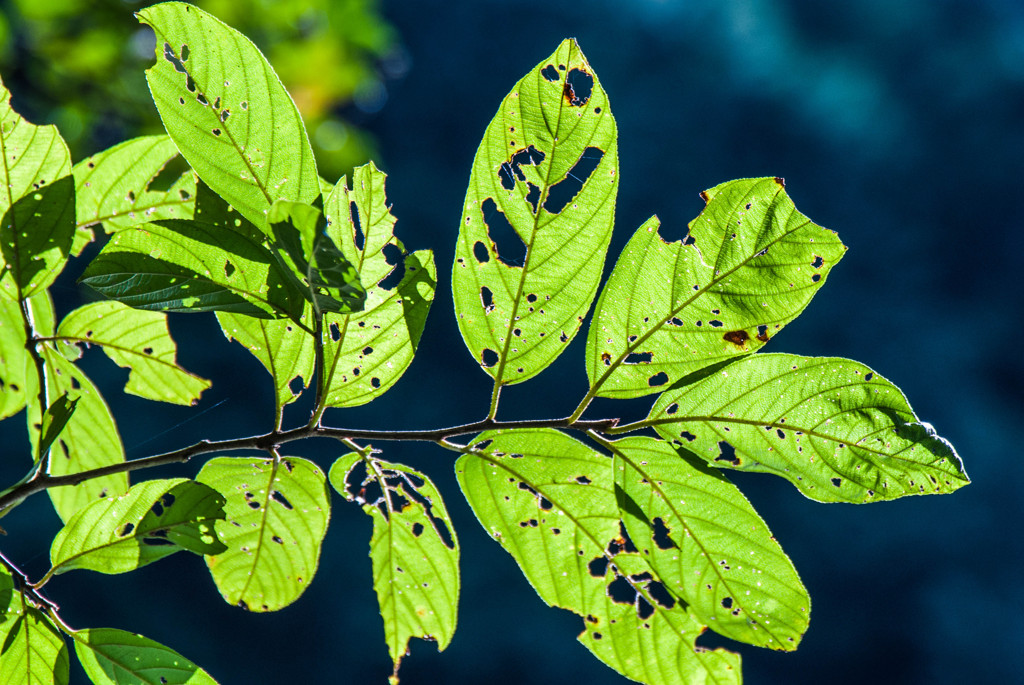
[309,311,327,427]
[20,297,49,470]
[0,549,59,611]
[487,381,502,420]
[604,418,649,435]
[567,387,596,424]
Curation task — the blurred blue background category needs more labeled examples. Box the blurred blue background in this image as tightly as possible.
[0,0,1021,683]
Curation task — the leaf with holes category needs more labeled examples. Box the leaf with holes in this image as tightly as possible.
[452,39,617,384]
[73,134,195,251]
[267,199,365,314]
[23,295,127,522]
[72,628,219,685]
[456,429,739,684]
[608,435,809,649]
[329,453,459,671]
[79,219,307,321]
[197,456,330,612]
[139,2,319,233]
[217,307,315,413]
[0,76,75,300]
[47,479,226,578]
[0,592,69,685]
[586,179,845,399]
[57,301,210,406]
[647,354,969,503]
[320,165,435,407]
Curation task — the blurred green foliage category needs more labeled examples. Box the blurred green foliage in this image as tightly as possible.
[0,0,401,180]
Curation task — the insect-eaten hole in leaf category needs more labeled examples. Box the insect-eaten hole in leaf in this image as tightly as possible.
[831,478,842,487]
[163,43,188,74]
[588,556,609,578]
[272,535,284,544]
[378,243,405,290]
[542,147,604,215]
[481,198,526,267]
[142,530,174,546]
[270,490,293,510]
[480,286,495,313]
[525,182,541,213]
[811,255,824,269]
[481,348,499,368]
[541,64,560,82]
[607,521,639,556]
[563,68,594,106]
[411,522,424,537]
[473,241,490,263]
[370,377,381,389]
[349,201,365,251]
[224,260,235,278]
[652,517,677,550]
[708,320,724,328]
[288,375,304,396]
[119,522,135,537]
[498,145,545,191]
[756,324,770,342]
[624,351,653,365]
[329,322,341,342]
[723,330,749,347]
[715,441,740,466]
[647,372,669,387]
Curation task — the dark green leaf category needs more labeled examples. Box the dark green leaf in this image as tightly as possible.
[267,199,365,314]
[330,453,459,670]
[47,479,227,577]
[587,179,846,399]
[648,354,969,502]
[452,39,618,384]
[79,219,307,320]
[72,628,218,685]
[139,2,319,232]
[37,394,77,463]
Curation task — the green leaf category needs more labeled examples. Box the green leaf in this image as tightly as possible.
[456,429,739,684]
[586,178,846,399]
[197,456,330,612]
[452,39,618,384]
[267,199,366,314]
[0,76,75,299]
[329,453,459,670]
[608,436,809,649]
[0,570,13,620]
[0,295,31,420]
[25,342,128,523]
[0,592,69,685]
[139,2,319,232]
[72,628,218,685]
[217,307,315,412]
[57,301,210,406]
[73,134,196,249]
[647,354,969,503]
[321,164,435,407]
[37,394,77,463]
[79,219,307,320]
[47,479,227,578]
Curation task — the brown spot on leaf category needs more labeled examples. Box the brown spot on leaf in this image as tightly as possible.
[723,330,749,347]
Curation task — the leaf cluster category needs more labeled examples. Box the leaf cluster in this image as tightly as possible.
[0,3,967,684]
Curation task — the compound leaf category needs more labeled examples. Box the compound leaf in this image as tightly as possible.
[73,134,195,248]
[453,39,618,384]
[0,592,69,685]
[456,429,739,684]
[57,301,210,406]
[47,479,226,578]
[321,165,435,407]
[140,1,319,233]
[648,354,969,503]
[330,453,459,672]
[608,436,809,649]
[267,199,365,314]
[587,178,845,399]
[0,76,75,299]
[72,628,218,685]
[79,219,307,320]
[197,456,329,612]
